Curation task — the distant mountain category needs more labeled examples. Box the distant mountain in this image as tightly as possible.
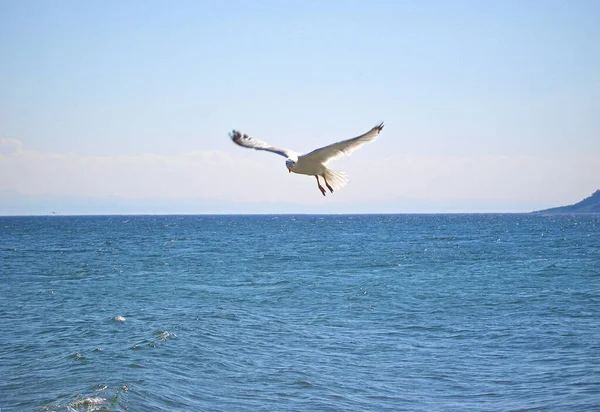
[533,190,600,214]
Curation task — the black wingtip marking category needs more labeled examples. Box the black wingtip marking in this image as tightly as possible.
[231,130,250,145]
[229,130,240,141]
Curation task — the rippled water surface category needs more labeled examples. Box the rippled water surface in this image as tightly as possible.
[1,214,599,411]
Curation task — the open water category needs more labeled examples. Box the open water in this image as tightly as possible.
[1,214,599,411]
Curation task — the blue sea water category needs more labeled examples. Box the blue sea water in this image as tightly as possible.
[1,214,599,411]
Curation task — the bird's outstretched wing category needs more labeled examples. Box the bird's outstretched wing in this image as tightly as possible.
[301,122,384,165]
[230,130,295,159]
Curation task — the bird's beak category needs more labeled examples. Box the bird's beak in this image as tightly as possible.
[287,166,292,173]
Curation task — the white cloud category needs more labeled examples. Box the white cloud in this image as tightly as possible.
[0,141,300,201]
[340,154,600,206]
[0,138,24,155]
[1,139,598,211]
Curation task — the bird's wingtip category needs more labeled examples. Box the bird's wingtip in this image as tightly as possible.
[375,121,384,131]
[229,130,242,142]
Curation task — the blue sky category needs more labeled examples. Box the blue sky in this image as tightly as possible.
[1,0,599,214]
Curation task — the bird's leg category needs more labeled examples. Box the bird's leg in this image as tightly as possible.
[315,176,326,196]
[323,175,334,193]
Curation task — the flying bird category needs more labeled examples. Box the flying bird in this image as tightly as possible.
[230,122,384,196]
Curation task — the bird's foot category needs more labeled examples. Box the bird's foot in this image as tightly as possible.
[318,185,327,196]
[326,184,334,193]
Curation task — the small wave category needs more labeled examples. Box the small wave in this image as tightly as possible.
[38,385,129,412]
[131,329,178,349]
[67,396,106,409]
[292,380,313,388]
[155,330,177,342]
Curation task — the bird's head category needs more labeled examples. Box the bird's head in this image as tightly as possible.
[285,158,296,173]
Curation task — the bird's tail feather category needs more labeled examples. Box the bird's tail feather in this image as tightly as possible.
[323,168,348,191]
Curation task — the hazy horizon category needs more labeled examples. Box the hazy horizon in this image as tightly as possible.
[1,187,595,216]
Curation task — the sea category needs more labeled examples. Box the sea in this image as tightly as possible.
[1,214,599,411]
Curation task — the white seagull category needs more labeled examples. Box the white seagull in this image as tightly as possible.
[230,122,384,196]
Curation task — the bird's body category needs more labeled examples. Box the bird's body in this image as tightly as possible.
[292,159,325,177]
[230,122,384,196]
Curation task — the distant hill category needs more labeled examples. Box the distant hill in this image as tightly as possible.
[533,190,600,214]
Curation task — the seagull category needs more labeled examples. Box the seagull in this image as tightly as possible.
[230,122,384,196]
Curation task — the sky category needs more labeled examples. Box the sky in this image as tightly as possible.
[1,0,599,214]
